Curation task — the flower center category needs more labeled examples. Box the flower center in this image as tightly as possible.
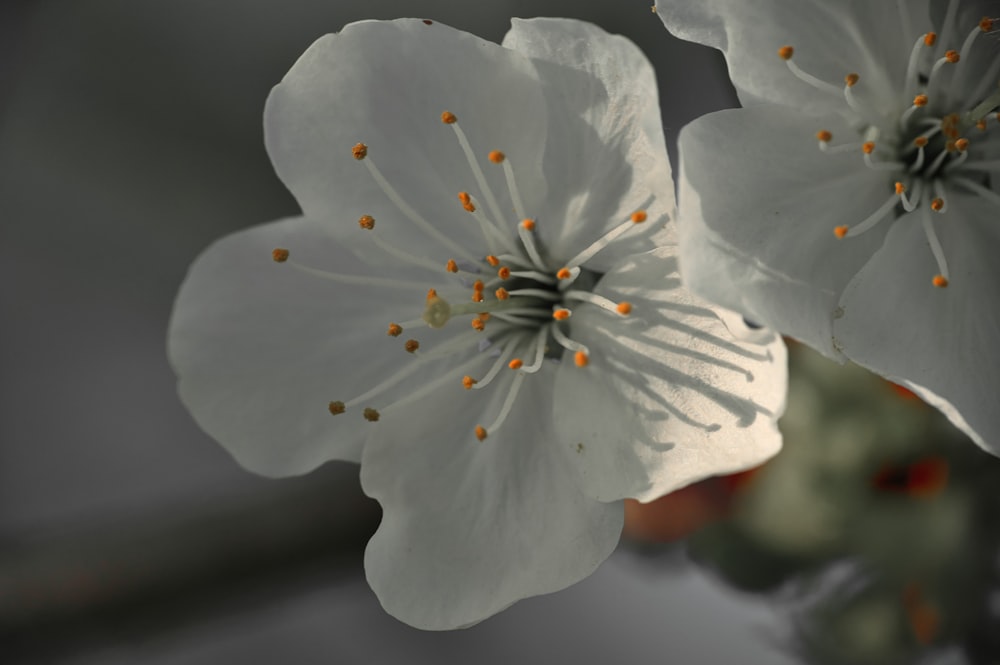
[779,4,1000,288]
[272,111,650,441]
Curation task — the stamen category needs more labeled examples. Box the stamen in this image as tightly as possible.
[506,288,561,301]
[842,73,867,115]
[933,275,949,288]
[900,179,922,212]
[899,94,929,128]
[477,371,527,440]
[778,45,843,96]
[838,186,903,238]
[501,158,527,220]
[494,287,510,300]
[472,335,524,390]
[486,255,500,267]
[352,143,368,160]
[904,34,933,96]
[272,248,290,263]
[358,214,375,230]
[617,302,633,315]
[446,118,507,225]
[404,339,420,354]
[952,176,1000,209]
[279,256,438,290]
[463,376,477,389]
[553,308,571,321]
[475,425,488,441]
[446,259,459,273]
[551,323,589,358]
[363,407,380,422]
[517,219,548,271]
[564,289,632,315]
[387,323,403,337]
[363,222,445,272]
[508,358,523,370]
[564,211,649,269]
[927,51,959,90]
[518,326,551,374]
[328,401,346,415]
[510,269,557,284]
[862,142,905,171]
[488,150,505,164]
[574,351,590,368]
[471,317,486,331]
[497,266,511,280]
[460,192,518,255]
[920,190,950,284]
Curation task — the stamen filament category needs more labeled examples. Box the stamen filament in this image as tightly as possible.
[472,335,525,390]
[518,326,550,373]
[920,189,950,281]
[844,190,902,237]
[447,120,506,228]
[510,270,557,284]
[479,371,527,439]
[550,322,588,355]
[565,213,646,269]
[506,288,562,301]
[517,222,548,272]
[782,56,843,97]
[952,176,1000,209]
[367,231,448,272]
[501,159,527,221]
[563,290,628,315]
[466,196,519,255]
[283,259,438,291]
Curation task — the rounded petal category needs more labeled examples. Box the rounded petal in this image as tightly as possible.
[834,193,1000,454]
[264,19,548,262]
[553,248,787,503]
[361,366,622,630]
[655,0,929,112]
[168,216,461,475]
[677,105,892,357]
[502,18,675,270]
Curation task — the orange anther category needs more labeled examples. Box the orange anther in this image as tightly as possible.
[520,218,536,231]
[631,210,648,223]
[475,425,488,441]
[462,376,478,389]
[616,302,633,315]
[328,401,346,415]
[386,323,403,337]
[508,359,523,370]
[574,350,589,367]
[472,291,484,303]
[553,309,571,321]
[946,140,956,152]
[458,191,476,212]
[471,318,485,331]
[981,17,994,32]
[816,130,833,142]
[895,182,906,195]
[363,407,380,422]
[352,142,368,160]
[427,288,438,300]
[557,267,572,280]
[495,287,509,300]
[777,45,794,60]
[914,136,929,147]
[977,119,988,131]
[446,259,459,273]
[441,111,457,124]
[844,73,859,87]
[488,150,505,163]
[404,339,420,353]
[358,214,375,230]
[924,32,937,46]
[862,141,875,154]
[932,274,949,288]
[485,255,499,266]
[472,280,484,291]
[913,94,928,107]
[931,198,945,211]
[271,248,290,263]
[834,225,849,238]
[945,49,960,63]
[955,138,969,152]
[497,266,511,280]
[478,312,491,322]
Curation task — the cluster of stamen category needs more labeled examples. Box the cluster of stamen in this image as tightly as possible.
[271,108,650,441]
[780,4,1000,289]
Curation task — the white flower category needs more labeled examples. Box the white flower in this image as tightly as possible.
[656,0,1000,452]
[168,18,787,629]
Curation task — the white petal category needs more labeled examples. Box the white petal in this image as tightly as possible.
[677,105,891,358]
[168,216,462,475]
[264,19,548,261]
[553,248,787,502]
[834,193,1000,454]
[360,366,622,630]
[502,18,675,270]
[655,0,929,112]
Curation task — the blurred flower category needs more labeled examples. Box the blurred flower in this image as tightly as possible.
[656,0,1000,453]
[168,18,787,629]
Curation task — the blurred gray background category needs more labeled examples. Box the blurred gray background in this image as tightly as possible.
[0,1,803,663]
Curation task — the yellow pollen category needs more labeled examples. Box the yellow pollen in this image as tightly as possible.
[924,32,937,46]
[895,182,906,195]
[844,73,859,87]
[386,323,403,337]
[914,136,929,148]
[862,141,876,154]
[488,150,506,163]
[631,210,648,223]
[271,248,290,263]
[931,198,945,211]
[495,287,510,300]
[955,138,970,152]
[358,214,375,230]
[471,317,485,331]
[616,302,633,315]
[778,45,794,60]
[933,274,949,288]
[816,130,833,142]
[463,375,477,389]
[352,143,368,160]
[945,50,960,63]
[486,255,500,266]
[475,425,488,441]
[446,259,458,273]
[834,225,850,239]
[508,359,523,370]
[913,94,928,107]
[363,407,380,422]
[441,111,457,124]
[574,350,589,368]
[557,267,572,280]
[553,309,571,321]
[981,17,994,32]
[521,219,536,231]
[497,266,511,280]
[404,339,420,353]
[328,401,346,415]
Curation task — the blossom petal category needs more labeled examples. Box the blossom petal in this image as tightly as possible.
[502,18,674,270]
[168,216,462,475]
[264,19,548,262]
[655,0,929,112]
[552,248,787,503]
[361,367,622,629]
[834,194,1000,453]
[676,104,892,358]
